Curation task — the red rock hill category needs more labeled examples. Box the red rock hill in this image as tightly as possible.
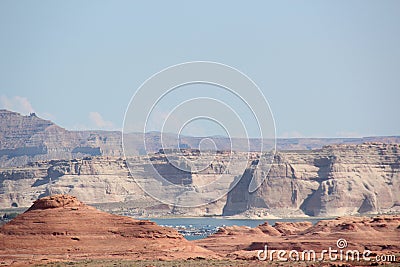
[0,195,215,265]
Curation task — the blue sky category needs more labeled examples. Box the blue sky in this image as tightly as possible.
[0,1,399,137]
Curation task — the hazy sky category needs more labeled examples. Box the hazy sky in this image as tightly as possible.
[0,1,399,138]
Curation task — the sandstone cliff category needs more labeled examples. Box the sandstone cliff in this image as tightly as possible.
[0,157,153,210]
[223,143,400,217]
[1,143,399,218]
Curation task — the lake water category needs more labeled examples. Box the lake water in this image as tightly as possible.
[138,217,324,240]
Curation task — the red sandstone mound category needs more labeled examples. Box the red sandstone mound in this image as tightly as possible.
[27,194,84,210]
[0,195,216,265]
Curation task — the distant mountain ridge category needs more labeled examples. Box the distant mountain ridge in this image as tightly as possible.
[0,109,122,167]
[0,109,399,167]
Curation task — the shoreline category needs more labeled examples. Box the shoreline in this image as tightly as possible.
[2,206,399,221]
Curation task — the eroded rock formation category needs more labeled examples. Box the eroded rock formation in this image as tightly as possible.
[195,215,400,260]
[0,194,216,265]
[223,143,400,217]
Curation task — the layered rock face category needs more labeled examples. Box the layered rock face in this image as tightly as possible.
[0,157,151,209]
[1,143,399,218]
[0,195,215,265]
[0,153,235,216]
[223,143,400,217]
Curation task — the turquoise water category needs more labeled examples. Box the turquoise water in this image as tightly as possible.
[138,217,323,240]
